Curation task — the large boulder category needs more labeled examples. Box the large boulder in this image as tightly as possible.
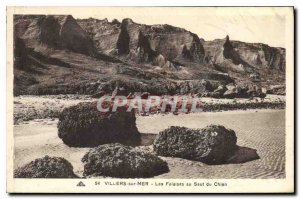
[58,102,141,147]
[153,125,237,164]
[81,143,169,178]
[14,156,77,178]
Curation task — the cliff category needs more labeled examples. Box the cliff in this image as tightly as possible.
[78,18,205,68]
[203,36,285,74]
[13,15,286,96]
[15,15,96,56]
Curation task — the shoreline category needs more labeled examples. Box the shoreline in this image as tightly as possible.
[14,108,285,126]
[13,94,285,124]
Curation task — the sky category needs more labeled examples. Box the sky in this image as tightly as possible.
[70,7,288,48]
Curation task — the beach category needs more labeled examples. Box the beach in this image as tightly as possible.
[14,108,285,179]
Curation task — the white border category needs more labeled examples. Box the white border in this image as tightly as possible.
[1,1,298,198]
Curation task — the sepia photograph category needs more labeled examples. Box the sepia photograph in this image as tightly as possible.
[6,6,294,193]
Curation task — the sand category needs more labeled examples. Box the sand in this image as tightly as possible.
[13,95,93,124]
[13,109,285,179]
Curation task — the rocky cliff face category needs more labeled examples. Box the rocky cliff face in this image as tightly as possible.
[13,15,286,96]
[203,35,286,74]
[78,18,205,68]
[77,18,121,54]
[232,40,286,72]
[120,19,205,66]
[15,15,285,74]
[15,15,96,56]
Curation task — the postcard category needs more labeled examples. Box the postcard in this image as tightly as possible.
[7,6,294,193]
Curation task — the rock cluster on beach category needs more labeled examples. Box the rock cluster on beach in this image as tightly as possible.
[153,125,238,164]
[15,113,260,178]
[57,102,141,147]
[14,156,77,178]
[81,143,169,178]
[203,83,267,99]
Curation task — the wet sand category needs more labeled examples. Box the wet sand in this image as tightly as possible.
[14,109,285,179]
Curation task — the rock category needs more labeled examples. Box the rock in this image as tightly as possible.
[247,85,267,98]
[270,85,285,90]
[141,92,150,99]
[14,36,28,70]
[111,19,121,25]
[223,84,252,98]
[226,83,236,91]
[163,61,176,70]
[153,54,166,67]
[57,102,140,147]
[111,18,205,64]
[237,85,250,98]
[207,91,222,98]
[59,15,96,55]
[116,19,132,55]
[91,91,106,98]
[153,125,237,164]
[111,85,128,97]
[13,15,285,97]
[246,85,256,97]
[39,16,63,47]
[79,17,286,73]
[200,79,214,92]
[203,35,285,81]
[250,73,261,82]
[214,85,226,93]
[258,92,267,98]
[14,156,77,178]
[223,88,237,99]
[267,85,285,95]
[81,143,169,178]
[77,18,121,53]
[226,146,260,164]
[208,85,226,98]
[223,35,244,66]
[21,15,96,56]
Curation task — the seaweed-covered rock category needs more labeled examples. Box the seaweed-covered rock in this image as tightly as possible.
[14,156,77,178]
[58,102,140,147]
[81,143,169,178]
[153,125,237,164]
